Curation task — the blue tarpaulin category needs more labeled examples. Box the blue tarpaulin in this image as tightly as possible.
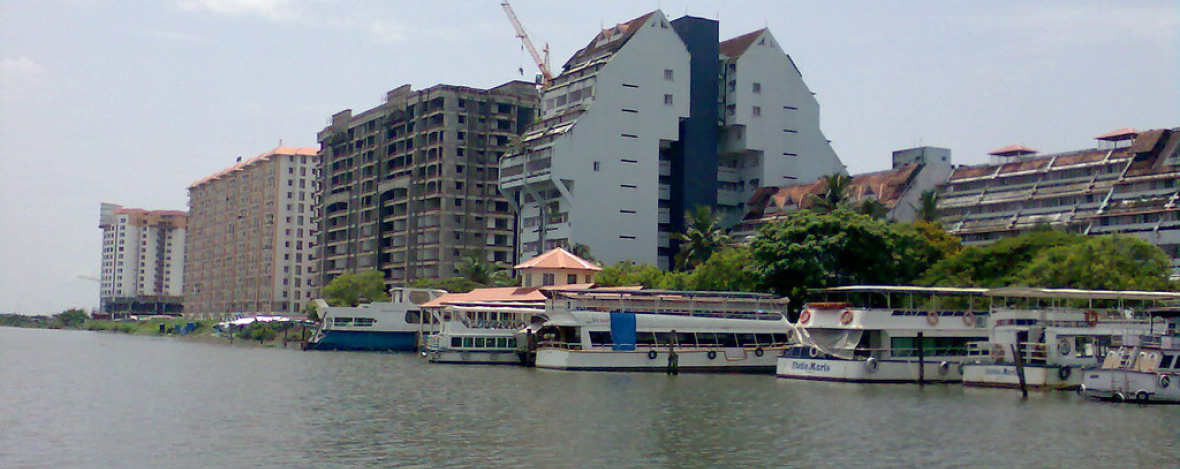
[610,311,636,351]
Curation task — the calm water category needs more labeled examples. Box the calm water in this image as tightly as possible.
[2,327,1178,469]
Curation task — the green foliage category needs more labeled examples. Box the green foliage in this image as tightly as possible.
[674,205,730,270]
[595,261,671,289]
[456,251,513,287]
[917,190,939,224]
[0,314,50,328]
[1014,235,1173,290]
[238,322,280,342]
[748,209,939,305]
[570,244,598,264]
[810,173,852,213]
[857,199,889,220]
[55,308,88,328]
[680,246,759,292]
[322,270,387,306]
[901,221,962,263]
[922,229,1083,287]
[303,300,320,322]
[411,276,484,294]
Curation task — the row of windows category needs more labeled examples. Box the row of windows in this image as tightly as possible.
[449,336,517,349]
[582,331,790,348]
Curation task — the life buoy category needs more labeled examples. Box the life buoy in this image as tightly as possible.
[799,310,812,324]
[1084,310,1098,326]
[808,347,820,358]
[840,310,854,325]
[992,344,1005,363]
[926,311,939,326]
[707,350,717,360]
[1136,390,1150,402]
[1058,339,1072,356]
[648,350,658,360]
[938,361,950,376]
[865,357,879,373]
[962,312,976,326]
[1058,366,1072,381]
[754,348,765,357]
[1160,375,1171,388]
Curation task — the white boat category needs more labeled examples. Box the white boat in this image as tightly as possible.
[962,288,1154,391]
[777,286,990,383]
[1081,306,1180,403]
[531,289,791,373]
[304,288,446,352]
[422,304,542,365]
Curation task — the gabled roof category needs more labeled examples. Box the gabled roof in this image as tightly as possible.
[563,11,657,70]
[189,146,317,189]
[719,29,766,59]
[418,284,598,309]
[514,248,602,272]
[988,144,1037,157]
[1095,127,1138,142]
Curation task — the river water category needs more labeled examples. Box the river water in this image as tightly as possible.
[2,327,1177,469]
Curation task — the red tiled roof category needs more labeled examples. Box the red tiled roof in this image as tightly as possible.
[1095,128,1138,141]
[188,146,317,189]
[514,247,601,271]
[563,12,657,70]
[719,29,766,58]
[419,283,601,308]
[988,144,1037,156]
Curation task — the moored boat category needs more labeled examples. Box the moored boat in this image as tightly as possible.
[422,304,542,365]
[531,289,791,373]
[777,286,990,383]
[1081,305,1180,403]
[304,288,446,352]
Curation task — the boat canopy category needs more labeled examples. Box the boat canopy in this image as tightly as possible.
[819,285,989,295]
[986,287,1180,302]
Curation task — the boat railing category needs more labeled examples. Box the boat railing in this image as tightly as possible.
[795,345,976,360]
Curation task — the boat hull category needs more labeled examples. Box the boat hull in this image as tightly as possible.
[1081,369,1180,403]
[776,357,964,383]
[305,330,417,352]
[962,363,1081,391]
[535,347,780,373]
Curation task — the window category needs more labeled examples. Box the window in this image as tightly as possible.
[593,161,600,171]
[752,82,762,93]
[664,94,674,106]
[752,106,762,117]
[542,273,555,286]
[567,274,578,284]
[664,69,673,80]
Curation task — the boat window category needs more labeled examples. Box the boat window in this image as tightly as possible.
[636,332,656,346]
[589,331,612,346]
[463,337,474,348]
[405,310,421,324]
[475,337,486,348]
[451,337,462,347]
[1160,354,1175,370]
[737,333,757,347]
[654,332,673,345]
[696,332,719,346]
[755,333,774,346]
[772,333,789,345]
[354,318,375,327]
[675,332,696,347]
[333,317,352,326]
[508,338,517,348]
[717,333,738,347]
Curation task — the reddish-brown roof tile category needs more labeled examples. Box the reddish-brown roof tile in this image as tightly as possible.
[719,29,766,58]
[988,144,1037,156]
[514,247,601,271]
[563,12,657,70]
[1095,128,1138,141]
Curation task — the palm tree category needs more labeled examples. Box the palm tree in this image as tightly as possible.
[917,190,939,224]
[811,173,852,213]
[570,243,598,264]
[858,199,889,220]
[456,251,510,286]
[674,206,730,270]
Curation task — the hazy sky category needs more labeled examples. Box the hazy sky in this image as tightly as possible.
[1,0,1176,314]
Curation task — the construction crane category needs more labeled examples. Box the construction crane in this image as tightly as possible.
[501,1,553,87]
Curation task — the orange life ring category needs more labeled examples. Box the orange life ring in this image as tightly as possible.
[840,310,854,325]
[799,310,812,324]
[926,310,939,326]
[1084,310,1098,327]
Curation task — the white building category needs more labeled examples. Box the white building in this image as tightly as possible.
[98,203,187,315]
[499,11,844,270]
[185,146,321,318]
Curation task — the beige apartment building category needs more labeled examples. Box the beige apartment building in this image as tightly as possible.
[98,203,187,316]
[184,146,321,318]
[316,81,538,288]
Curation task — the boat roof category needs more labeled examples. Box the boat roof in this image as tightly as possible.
[819,285,990,295]
[986,287,1180,301]
[544,288,785,302]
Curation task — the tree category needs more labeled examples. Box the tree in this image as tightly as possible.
[1015,235,1172,290]
[411,276,483,294]
[595,261,671,289]
[456,251,512,287]
[55,308,88,328]
[321,270,387,306]
[749,209,938,307]
[921,229,1082,287]
[303,300,320,322]
[681,246,759,292]
[916,190,939,224]
[810,173,852,213]
[570,243,598,264]
[674,205,730,270]
[903,220,962,263]
[857,199,889,220]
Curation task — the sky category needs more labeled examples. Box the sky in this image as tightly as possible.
[1,0,1176,314]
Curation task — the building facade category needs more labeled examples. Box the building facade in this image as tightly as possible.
[98,203,186,315]
[316,81,538,288]
[498,11,844,270]
[184,146,321,318]
[937,127,1180,275]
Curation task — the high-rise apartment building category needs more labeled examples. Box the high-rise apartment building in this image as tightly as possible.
[316,81,539,288]
[937,127,1180,275]
[184,146,321,318]
[498,11,844,270]
[98,203,186,315]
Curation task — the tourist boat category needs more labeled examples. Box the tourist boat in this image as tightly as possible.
[777,286,990,383]
[421,304,543,365]
[304,288,446,352]
[961,288,1154,391]
[530,289,792,373]
[1081,305,1180,403]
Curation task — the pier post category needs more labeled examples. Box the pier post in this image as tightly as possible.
[1012,344,1028,398]
[917,332,925,386]
[666,330,679,375]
